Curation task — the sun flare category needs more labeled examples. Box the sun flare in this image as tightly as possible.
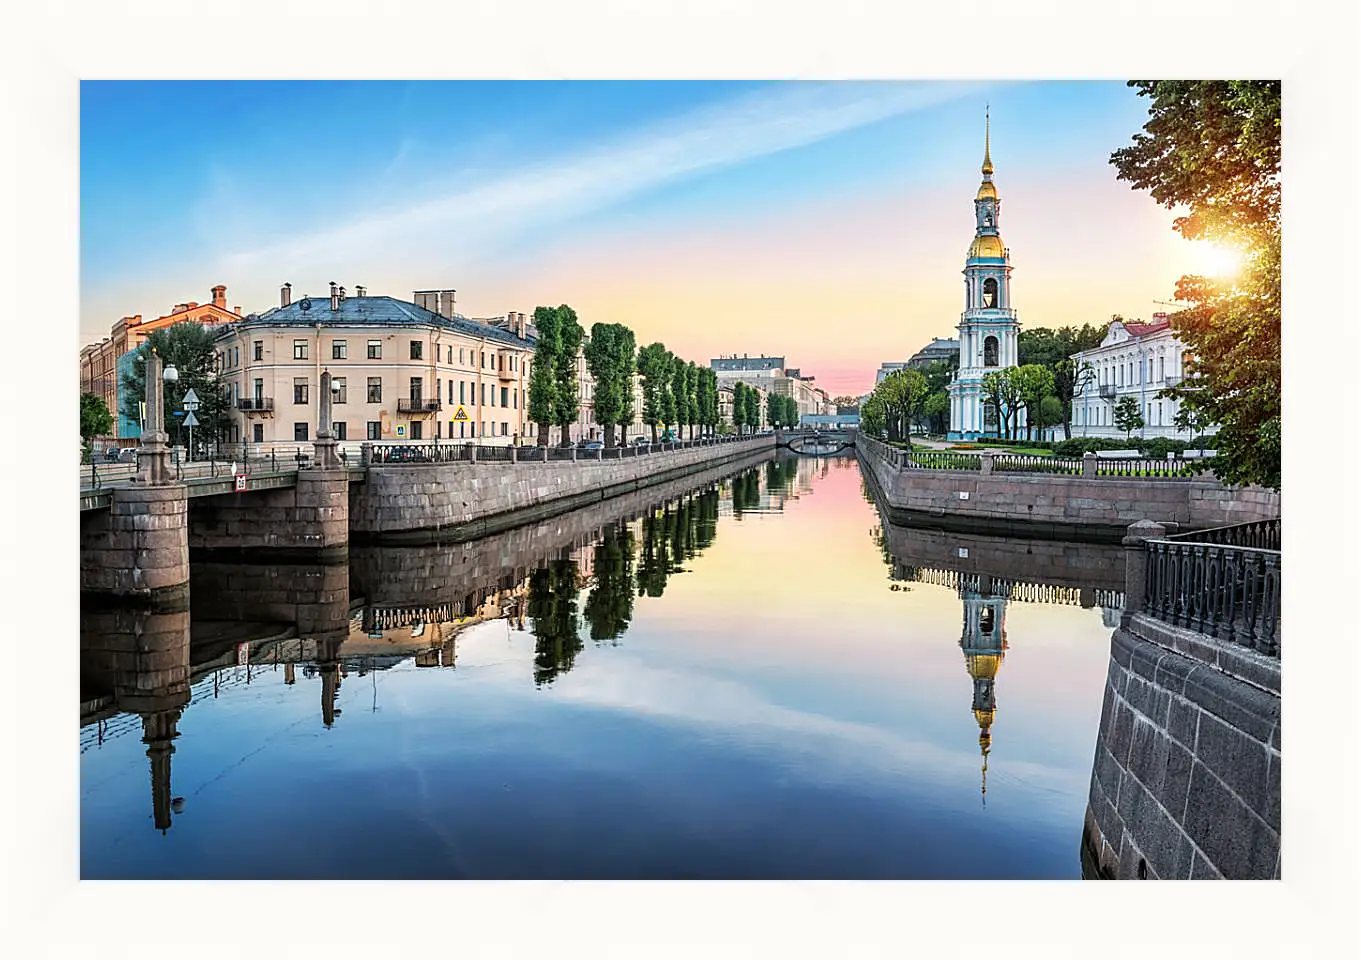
[1182,239,1244,279]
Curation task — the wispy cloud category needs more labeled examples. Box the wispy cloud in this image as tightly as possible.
[224,81,993,270]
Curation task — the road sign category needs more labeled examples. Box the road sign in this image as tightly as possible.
[395,424,406,438]
[182,410,200,428]
[181,387,200,411]
[235,473,247,492]
[453,405,469,421]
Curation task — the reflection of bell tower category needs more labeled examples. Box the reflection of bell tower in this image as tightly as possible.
[960,576,1009,804]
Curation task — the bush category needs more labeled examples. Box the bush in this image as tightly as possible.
[1052,437,1132,457]
[1137,438,1188,460]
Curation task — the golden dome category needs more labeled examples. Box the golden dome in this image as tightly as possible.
[976,179,997,201]
[966,653,1004,680]
[968,234,1005,259]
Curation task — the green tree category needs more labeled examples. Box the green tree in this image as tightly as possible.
[1037,395,1065,438]
[685,362,701,439]
[657,351,677,436]
[637,342,670,443]
[1111,80,1280,489]
[1113,395,1145,442]
[1013,364,1056,442]
[584,322,635,448]
[732,382,749,435]
[615,327,637,444]
[923,392,950,435]
[980,368,1023,440]
[869,368,929,447]
[742,385,760,433]
[120,323,230,453]
[1018,325,1105,439]
[80,392,114,460]
[528,306,560,446]
[698,367,718,438]
[551,305,584,447]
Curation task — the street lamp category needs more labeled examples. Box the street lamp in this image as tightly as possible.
[162,363,181,458]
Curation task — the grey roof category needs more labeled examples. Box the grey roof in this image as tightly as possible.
[222,296,536,349]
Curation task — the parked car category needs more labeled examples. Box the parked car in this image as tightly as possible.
[104,447,138,463]
[632,437,651,446]
[582,440,605,451]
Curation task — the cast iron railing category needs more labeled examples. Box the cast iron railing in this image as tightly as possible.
[1168,517,1280,552]
[905,450,983,471]
[236,397,274,412]
[992,453,1084,475]
[1095,458,1198,479]
[1144,537,1281,657]
[397,398,443,413]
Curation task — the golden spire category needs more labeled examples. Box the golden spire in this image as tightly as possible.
[981,105,993,176]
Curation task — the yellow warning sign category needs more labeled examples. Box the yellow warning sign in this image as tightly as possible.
[453,405,469,421]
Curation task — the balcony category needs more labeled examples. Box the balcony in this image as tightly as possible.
[1099,384,1117,400]
[398,398,443,414]
[1162,374,1184,387]
[237,397,274,414]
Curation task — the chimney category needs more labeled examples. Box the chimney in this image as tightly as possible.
[339,285,347,302]
[355,285,366,297]
[233,305,240,315]
[281,283,292,307]
[211,284,227,309]
[517,312,526,338]
[330,281,339,311]
[440,289,457,319]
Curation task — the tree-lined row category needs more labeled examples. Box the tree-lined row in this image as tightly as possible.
[528,304,726,446]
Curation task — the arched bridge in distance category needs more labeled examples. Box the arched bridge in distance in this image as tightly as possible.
[776,429,857,456]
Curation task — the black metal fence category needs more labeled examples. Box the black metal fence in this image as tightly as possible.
[1168,517,1280,552]
[1144,537,1281,657]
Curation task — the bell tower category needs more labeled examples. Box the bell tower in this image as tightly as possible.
[948,108,1024,440]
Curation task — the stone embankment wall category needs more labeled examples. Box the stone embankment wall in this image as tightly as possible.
[187,470,350,557]
[351,448,772,609]
[1082,613,1281,879]
[350,436,775,542]
[858,436,1280,540]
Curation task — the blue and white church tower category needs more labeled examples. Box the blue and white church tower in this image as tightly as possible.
[948,111,1024,440]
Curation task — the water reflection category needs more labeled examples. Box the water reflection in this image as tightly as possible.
[82,450,1127,878]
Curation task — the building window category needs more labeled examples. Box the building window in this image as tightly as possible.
[410,341,423,360]
[333,340,347,359]
[459,380,466,405]
[410,377,423,403]
[367,421,382,440]
[253,378,264,401]
[294,422,308,442]
[294,378,308,404]
[367,378,382,403]
[253,423,264,443]
[253,340,264,361]
[367,340,382,359]
[481,383,487,406]
[513,388,518,409]
[501,386,508,407]
[460,347,465,364]
[481,351,486,369]
[983,335,999,367]
[501,422,508,436]
[447,346,453,364]
[333,377,347,403]
[334,422,347,440]
[409,420,423,440]
[293,339,308,360]
[448,380,454,404]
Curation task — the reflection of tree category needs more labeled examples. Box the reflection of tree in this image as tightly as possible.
[584,525,635,644]
[764,457,800,496]
[528,558,583,686]
[635,488,722,599]
[730,468,762,516]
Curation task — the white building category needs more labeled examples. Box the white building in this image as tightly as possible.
[1069,315,1195,439]
[948,112,1025,440]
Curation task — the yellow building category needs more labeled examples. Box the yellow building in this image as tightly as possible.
[212,284,536,451]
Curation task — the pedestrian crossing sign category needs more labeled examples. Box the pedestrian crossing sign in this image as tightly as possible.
[453,406,469,421]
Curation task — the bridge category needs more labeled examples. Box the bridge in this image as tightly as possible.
[776,428,856,456]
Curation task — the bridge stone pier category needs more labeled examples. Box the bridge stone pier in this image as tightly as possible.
[80,349,190,600]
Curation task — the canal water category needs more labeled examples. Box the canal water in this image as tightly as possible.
[80,453,1126,879]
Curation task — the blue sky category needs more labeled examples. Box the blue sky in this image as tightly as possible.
[81,80,1197,395]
